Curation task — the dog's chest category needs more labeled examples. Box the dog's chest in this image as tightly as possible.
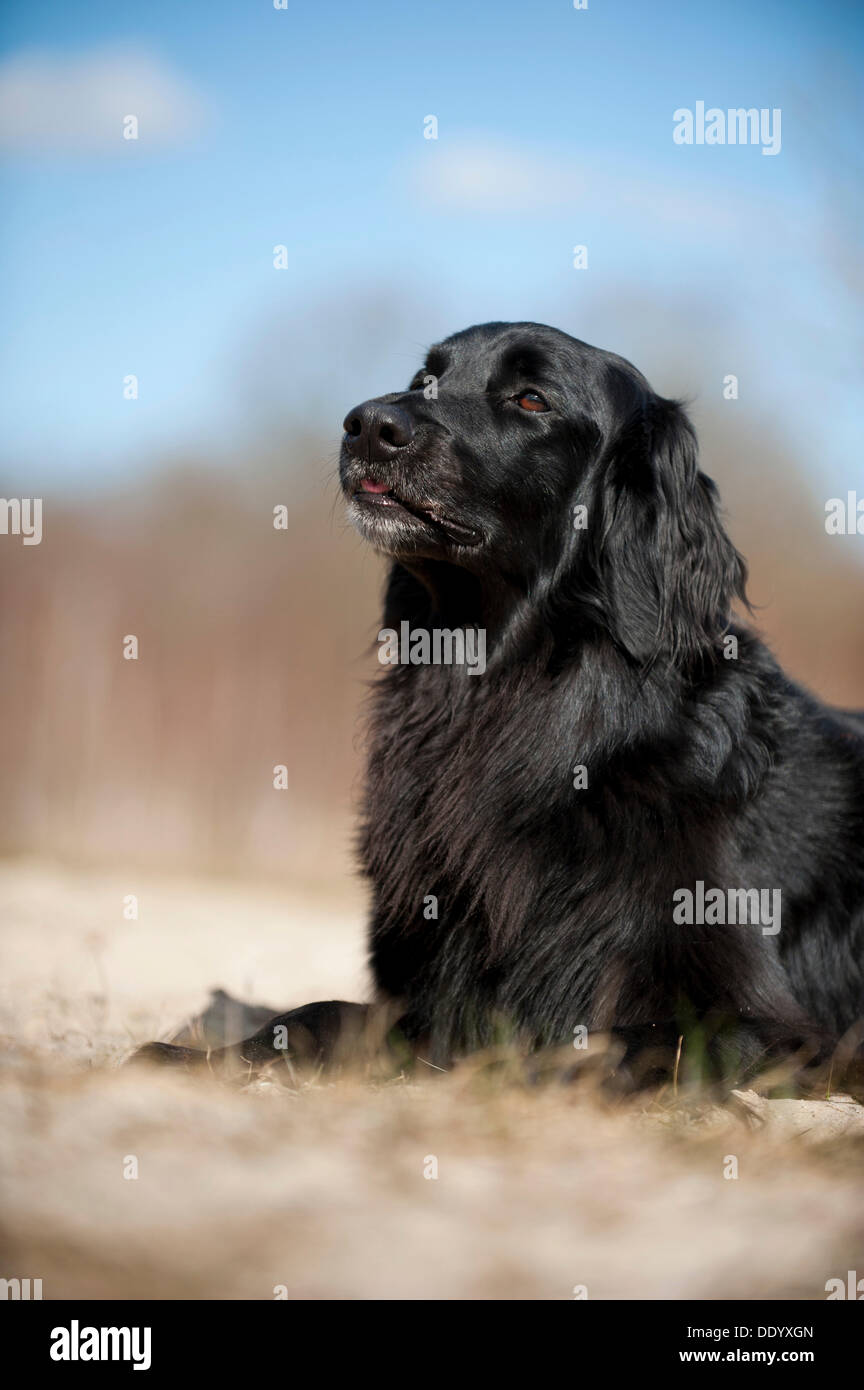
[361,665,576,922]
[367,669,528,833]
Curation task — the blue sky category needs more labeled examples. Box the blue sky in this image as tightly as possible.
[1,0,862,493]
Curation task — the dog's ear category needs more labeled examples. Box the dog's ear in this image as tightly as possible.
[584,396,747,669]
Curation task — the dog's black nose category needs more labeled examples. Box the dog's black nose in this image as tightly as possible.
[342,401,414,460]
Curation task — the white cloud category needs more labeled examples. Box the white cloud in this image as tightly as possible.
[418,139,584,212]
[415,137,777,234]
[0,49,206,153]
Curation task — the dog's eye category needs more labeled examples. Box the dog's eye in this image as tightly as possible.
[515,391,549,412]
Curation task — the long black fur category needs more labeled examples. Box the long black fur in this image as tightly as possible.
[135,322,864,1088]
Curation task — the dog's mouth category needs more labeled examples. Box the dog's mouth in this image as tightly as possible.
[351,478,482,547]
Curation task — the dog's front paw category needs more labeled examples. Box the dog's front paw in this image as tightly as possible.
[127,1041,208,1068]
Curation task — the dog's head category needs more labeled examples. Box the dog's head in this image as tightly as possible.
[340,321,746,668]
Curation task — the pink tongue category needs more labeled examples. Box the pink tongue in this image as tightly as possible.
[360,478,390,493]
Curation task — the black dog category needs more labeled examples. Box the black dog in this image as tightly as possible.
[137,322,864,1089]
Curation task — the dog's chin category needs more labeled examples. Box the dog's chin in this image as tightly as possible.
[346,491,483,558]
[347,497,436,558]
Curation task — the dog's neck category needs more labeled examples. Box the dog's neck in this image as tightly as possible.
[384,558,537,650]
[382,557,632,677]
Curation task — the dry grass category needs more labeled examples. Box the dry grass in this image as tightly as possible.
[1,862,863,1301]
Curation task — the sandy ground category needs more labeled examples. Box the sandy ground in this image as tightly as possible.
[1,860,863,1301]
